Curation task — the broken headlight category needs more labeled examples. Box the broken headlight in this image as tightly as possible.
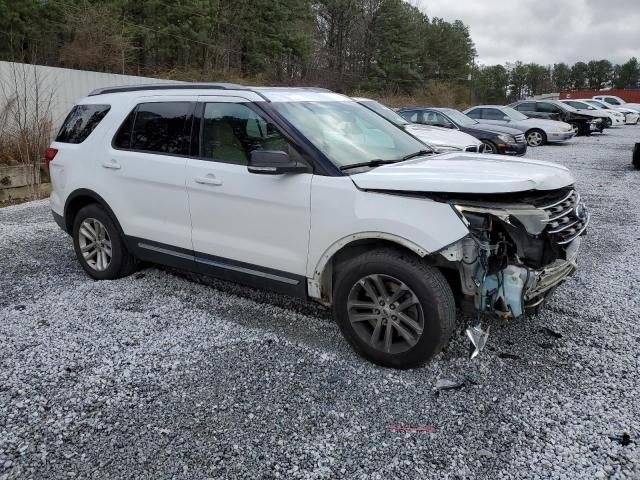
[453,204,549,235]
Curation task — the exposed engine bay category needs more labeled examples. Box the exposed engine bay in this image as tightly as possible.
[435,186,589,357]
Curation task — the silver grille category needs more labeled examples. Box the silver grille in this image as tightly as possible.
[540,190,589,245]
[514,133,526,143]
[465,145,478,152]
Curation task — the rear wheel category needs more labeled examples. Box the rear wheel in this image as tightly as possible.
[333,249,456,369]
[526,129,546,147]
[72,203,136,280]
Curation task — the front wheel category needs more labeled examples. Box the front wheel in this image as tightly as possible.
[482,140,498,154]
[332,249,456,369]
[526,129,546,147]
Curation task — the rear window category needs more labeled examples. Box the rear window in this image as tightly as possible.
[56,104,111,143]
[113,102,193,155]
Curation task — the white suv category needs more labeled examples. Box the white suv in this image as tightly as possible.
[48,84,589,369]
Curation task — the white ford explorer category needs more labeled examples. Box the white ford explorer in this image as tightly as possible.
[47,84,589,369]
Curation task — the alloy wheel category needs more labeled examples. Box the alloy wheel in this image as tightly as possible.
[78,218,112,271]
[347,274,425,354]
[482,141,496,154]
[527,131,543,147]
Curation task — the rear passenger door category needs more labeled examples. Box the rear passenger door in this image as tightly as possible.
[106,97,195,255]
[185,98,313,294]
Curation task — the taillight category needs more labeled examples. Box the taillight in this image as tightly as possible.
[44,148,58,162]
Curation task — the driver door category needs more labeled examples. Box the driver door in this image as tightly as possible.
[185,98,313,294]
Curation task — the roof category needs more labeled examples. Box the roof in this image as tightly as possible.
[87,83,344,103]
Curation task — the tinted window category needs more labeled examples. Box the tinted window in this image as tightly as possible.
[465,108,482,119]
[201,103,291,165]
[423,111,453,128]
[115,102,193,154]
[604,98,620,105]
[56,104,110,143]
[482,108,508,120]
[399,110,419,122]
[514,102,535,112]
[538,102,562,113]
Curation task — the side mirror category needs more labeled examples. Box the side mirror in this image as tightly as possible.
[248,150,308,175]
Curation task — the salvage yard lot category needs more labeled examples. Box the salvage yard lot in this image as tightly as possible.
[1,128,639,479]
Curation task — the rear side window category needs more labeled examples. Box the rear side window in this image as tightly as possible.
[56,104,111,143]
[482,108,507,120]
[514,102,535,112]
[113,102,193,155]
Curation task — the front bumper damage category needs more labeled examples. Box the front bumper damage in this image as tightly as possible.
[438,188,588,358]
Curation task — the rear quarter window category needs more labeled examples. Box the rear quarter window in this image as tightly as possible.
[56,104,111,143]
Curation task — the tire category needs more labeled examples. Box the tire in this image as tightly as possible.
[72,203,136,280]
[633,143,640,170]
[482,140,498,154]
[332,248,456,369]
[606,118,612,128]
[526,129,546,147]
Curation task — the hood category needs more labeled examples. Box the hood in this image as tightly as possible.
[404,124,481,150]
[350,153,574,194]
[465,123,524,136]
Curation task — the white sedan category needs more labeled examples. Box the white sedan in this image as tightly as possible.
[583,99,640,125]
[560,99,625,127]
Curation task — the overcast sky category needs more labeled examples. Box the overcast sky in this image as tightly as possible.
[416,0,640,66]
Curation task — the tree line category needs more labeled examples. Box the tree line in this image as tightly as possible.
[1,0,638,106]
[472,58,640,105]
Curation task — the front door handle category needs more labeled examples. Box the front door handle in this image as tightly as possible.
[194,174,223,186]
[101,160,121,170]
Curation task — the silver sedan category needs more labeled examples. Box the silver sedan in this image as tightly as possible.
[463,105,576,147]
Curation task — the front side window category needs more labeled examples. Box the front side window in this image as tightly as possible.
[56,104,111,144]
[114,102,193,155]
[465,108,482,119]
[440,109,477,127]
[514,102,535,112]
[604,97,621,105]
[271,100,427,169]
[423,111,453,128]
[200,103,291,165]
[399,110,420,123]
[538,102,562,114]
[482,108,508,121]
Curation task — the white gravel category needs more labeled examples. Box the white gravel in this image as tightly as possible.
[1,127,639,479]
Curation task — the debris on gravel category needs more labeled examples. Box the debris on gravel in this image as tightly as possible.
[1,127,639,479]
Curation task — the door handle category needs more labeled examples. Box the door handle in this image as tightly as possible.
[101,160,121,170]
[194,174,223,186]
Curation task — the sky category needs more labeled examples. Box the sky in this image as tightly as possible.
[416,0,640,66]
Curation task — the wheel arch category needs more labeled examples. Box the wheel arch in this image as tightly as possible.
[308,232,431,305]
[63,189,125,239]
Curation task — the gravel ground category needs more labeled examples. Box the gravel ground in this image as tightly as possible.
[1,127,639,479]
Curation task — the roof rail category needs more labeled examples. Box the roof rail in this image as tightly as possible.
[88,82,249,96]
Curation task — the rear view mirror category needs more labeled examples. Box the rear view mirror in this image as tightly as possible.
[248,150,308,175]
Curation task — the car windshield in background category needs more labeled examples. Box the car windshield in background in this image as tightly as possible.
[557,102,578,112]
[586,100,610,109]
[566,101,593,110]
[440,108,478,127]
[502,107,529,121]
[271,100,427,168]
[359,100,410,126]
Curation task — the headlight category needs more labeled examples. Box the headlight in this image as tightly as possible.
[497,134,515,144]
[563,125,574,132]
[453,204,549,235]
[435,145,462,153]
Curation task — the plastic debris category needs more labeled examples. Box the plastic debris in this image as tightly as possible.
[466,324,490,359]
[436,378,465,391]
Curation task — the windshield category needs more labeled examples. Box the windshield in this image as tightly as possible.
[564,100,593,110]
[358,100,409,126]
[440,108,478,127]
[556,101,578,112]
[502,107,529,121]
[271,100,427,168]
[585,100,610,109]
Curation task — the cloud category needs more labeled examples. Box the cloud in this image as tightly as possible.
[415,0,640,65]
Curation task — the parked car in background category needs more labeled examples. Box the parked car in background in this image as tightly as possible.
[353,98,484,153]
[510,100,606,135]
[560,99,625,128]
[582,99,640,125]
[592,95,640,114]
[464,105,576,147]
[397,107,526,155]
[48,84,588,368]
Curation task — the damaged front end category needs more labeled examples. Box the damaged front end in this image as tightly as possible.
[437,187,589,358]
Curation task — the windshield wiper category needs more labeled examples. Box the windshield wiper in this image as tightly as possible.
[398,149,433,161]
[339,159,400,171]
